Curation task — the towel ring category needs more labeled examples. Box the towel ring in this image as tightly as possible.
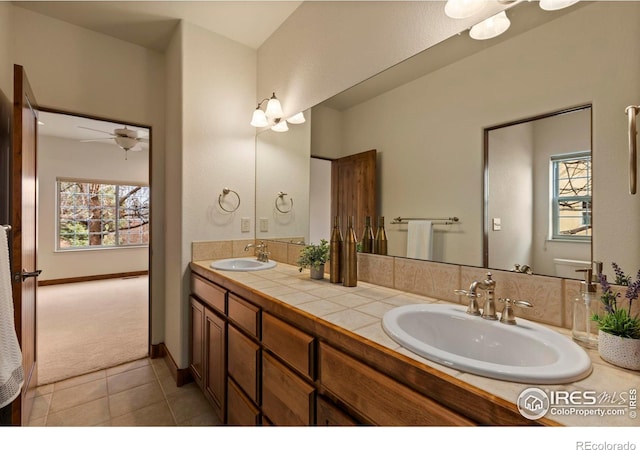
[218,187,240,213]
[275,191,293,214]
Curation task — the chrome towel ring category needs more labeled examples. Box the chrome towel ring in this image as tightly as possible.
[275,191,293,214]
[218,187,240,213]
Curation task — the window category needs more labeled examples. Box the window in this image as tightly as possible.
[551,152,591,240]
[57,179,149,250]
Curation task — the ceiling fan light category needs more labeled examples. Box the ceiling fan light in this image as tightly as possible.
[286,111,305,124]
[271,119,288,132]
[265,93,283,119]
[115,136,139,150]
[251,109,268,128]
[469,11,511,40]
[539,0,580,11]
[444,0,486,19]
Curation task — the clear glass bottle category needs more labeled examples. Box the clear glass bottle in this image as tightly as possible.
[572,268,599,348]
[374,216,387,255]
[329,216,343,284]
[343,216,358,287]
[361,216,374,253]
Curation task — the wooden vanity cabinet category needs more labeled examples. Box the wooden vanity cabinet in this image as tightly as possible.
[227,378,261,426]
[227,324,261,405]
[204,308,226,420]
[316,396,360,426]
[189,297,205,389]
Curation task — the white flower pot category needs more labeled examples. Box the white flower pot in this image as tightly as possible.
[598,330,640,371]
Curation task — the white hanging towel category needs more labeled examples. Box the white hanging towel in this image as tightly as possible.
[406,220,433,260]
[0,228,23,409]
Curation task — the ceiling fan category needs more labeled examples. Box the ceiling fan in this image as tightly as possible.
[78,125,149,151]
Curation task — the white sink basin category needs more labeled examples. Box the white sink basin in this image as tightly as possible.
[210,257,276,272]
[382,303,592,384]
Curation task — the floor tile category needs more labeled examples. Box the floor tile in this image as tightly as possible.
[110,400,176,426]
[50,378,108,413]
[53,369,106,392]
[46,397,110,426]
[165,383,215,424]
[107,365,157,395]
[109,381,165,418]
[106,358,150,377]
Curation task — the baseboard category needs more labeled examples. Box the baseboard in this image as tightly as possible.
[155,343,193,387]
[38,271,149,286]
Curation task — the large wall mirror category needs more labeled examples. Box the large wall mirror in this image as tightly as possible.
[256,1,640,280]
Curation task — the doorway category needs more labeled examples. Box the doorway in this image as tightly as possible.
[36,110,151,385]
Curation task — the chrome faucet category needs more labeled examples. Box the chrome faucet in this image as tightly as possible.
[245,240,270,262]
[513,264,533,274]
[455,272,498,320]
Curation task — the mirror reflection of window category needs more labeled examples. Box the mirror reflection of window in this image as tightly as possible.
[551,152,592,240]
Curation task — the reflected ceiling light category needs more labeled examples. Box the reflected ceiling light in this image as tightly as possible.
[539,0,580,11]
[444,0,486,19]
[286,111,306,124]
[271,119,288,132]
[469,11,511,40]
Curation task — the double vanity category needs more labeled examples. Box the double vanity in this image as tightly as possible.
[189,244,637,427]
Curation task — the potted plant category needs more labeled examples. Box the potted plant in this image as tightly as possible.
[297,239,330,280]
[592,262,640,370]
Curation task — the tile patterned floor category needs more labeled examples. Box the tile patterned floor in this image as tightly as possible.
[27,357,221,426]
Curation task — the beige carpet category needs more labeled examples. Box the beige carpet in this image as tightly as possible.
[37,276,149,385]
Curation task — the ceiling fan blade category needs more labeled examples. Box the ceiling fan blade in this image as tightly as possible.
[137,138,149,143]
[78,126,116,136]
[80,138,115,143]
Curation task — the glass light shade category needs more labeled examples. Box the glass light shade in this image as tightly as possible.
[250,108,268,127]
[469,11,511,40]
[286,111,306,124]
[539,0,579,11]
[271,119,288,132]
[444,0,485,19]
[265,96,283,119]
[114,136,138,150]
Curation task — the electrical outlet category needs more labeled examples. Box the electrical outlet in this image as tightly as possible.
[492,218,501,231]
[241,217,250,233]
[260,218,269,232]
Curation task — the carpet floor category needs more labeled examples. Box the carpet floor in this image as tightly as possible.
[37,276,149,385]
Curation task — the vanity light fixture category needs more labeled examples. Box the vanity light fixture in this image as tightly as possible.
[250,92,305,132]
[444,0,486,19]
[469,11,511,40]
[539,0,580,11]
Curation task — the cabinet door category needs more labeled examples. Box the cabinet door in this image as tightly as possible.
[189,297,205,388]
[227,378,260,426]
[262,313,315,380]
[319,343,474,426]
[316,396,360,426]
[204,308,226,422]
[262,352,315,425]
[227,325,261,404]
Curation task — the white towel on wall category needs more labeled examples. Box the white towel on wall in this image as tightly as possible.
[406,220,433,260]
[0,228,23,409]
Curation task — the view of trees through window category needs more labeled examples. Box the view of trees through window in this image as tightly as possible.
[552,152,591,239]
[58,180,149,249]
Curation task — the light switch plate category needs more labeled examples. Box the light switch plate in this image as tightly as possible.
[260,218,269,232]
[492,218,501,231]
[241,217,250,233]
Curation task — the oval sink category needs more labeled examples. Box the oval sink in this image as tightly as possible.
[210,258,276,272]
[382,303,592,384]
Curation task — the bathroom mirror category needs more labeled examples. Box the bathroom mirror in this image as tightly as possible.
[255,1,640,279]
[255,115,311,244]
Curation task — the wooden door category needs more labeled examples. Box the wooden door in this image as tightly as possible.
[11,64,39,425]
[331,149,377,238]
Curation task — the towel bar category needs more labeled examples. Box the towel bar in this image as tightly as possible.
[391,217,459,225]
[1,225,10,231]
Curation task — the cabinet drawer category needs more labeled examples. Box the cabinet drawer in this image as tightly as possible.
[316,396,360,426]
[191,275,226,314]
[227,325,260,404]
[319,343,474,426]
[227,378,260,426]
[228,293,260,338]
[262,313,314,380]
[262,352,315,426]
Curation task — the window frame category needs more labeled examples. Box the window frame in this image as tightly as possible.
[56,178,150,251]
[550,151,592,241]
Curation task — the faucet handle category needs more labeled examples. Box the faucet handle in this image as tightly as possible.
[499,298,533,325]
[454,289,481,316]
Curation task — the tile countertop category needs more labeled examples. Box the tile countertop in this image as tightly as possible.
[191,260,639,427]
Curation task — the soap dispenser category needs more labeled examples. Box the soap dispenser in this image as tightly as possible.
[572,268,598,348]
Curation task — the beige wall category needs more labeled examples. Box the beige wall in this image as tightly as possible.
[37,135,149,281]
[0,2,11,95]
[12,6,167,346]
[257,1,505,119]
[166,21,256,367]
